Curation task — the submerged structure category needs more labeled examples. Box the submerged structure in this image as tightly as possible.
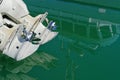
[26,0,120,60]
[0,0,58,61]
[27,0,120,51]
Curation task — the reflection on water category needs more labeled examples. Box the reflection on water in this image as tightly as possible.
[0,0,120,80]
[65,49,79,80]
[0,52,57,79]
[26,0,120,80]
[0,73,36,80]
[26,0,120,49]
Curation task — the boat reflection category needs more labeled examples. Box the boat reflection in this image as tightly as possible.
[0,51,57,79]
[0,73,36,80]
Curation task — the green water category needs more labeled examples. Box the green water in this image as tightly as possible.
[26,0,120,80]
[0,0,120,80]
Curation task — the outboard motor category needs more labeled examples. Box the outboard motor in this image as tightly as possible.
[0,0,58,61]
